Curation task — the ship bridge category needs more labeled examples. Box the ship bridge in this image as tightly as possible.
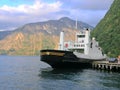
[63,29,90,55]
[58,28,105,58]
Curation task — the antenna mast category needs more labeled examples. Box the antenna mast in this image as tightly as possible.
[75,18,78,29]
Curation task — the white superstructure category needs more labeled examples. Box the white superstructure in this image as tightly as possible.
[59,29,106,59]
[60,29,90,54]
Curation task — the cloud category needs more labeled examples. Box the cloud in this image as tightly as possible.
[0,0,62,22]
[0,0,114,30]
[57,0,114,26]
[57,0,114,10]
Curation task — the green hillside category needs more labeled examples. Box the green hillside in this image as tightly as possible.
[92,0,120,57]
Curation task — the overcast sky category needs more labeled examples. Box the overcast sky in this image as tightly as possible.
[0,0,114,31]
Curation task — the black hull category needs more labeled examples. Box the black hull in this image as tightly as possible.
[40,50,94,69]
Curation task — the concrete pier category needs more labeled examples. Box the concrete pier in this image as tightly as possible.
[92,61,120,72]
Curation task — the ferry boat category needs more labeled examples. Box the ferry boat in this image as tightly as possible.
[40,29,107,69]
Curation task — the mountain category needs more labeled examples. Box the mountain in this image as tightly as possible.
[0,17,93,55]
[91,0,120,57]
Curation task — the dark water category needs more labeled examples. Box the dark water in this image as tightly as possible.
[0,56,120,90]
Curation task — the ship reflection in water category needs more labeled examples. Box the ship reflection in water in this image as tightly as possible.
[39,67,120,90]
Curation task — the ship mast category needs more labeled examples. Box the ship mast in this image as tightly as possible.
[75,18,78,29]
[75,18,78,42]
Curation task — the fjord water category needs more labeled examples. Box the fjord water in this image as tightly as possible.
[0,56,120,90]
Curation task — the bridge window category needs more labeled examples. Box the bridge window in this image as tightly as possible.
[77,35,85,38]
[82,40,84,43]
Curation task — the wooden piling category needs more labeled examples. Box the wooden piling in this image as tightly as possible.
[92,61,120,72]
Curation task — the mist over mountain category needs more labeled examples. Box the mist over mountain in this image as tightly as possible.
[0,31,13,40]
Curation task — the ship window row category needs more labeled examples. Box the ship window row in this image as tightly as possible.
[74,44,85,47]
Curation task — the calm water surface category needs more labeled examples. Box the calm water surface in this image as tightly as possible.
[0,56,120,90]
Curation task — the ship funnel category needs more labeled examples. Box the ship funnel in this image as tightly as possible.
[84,29,90,55]
[59,31,64,50]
